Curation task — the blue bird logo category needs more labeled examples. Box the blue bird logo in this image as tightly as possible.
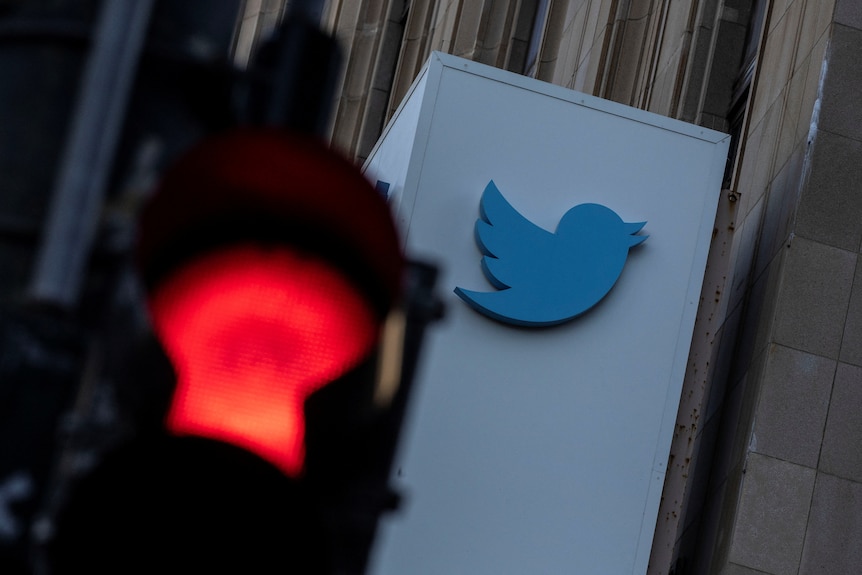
[454,181,648,327]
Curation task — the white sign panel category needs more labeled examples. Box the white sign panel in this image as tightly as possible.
[364,52,728,575]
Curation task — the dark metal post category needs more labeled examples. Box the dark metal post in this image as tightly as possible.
[28,0,154,308]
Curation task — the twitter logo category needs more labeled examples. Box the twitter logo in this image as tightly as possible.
[454,181,647,327]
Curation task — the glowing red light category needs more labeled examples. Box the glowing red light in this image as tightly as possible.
[148,245,377,477]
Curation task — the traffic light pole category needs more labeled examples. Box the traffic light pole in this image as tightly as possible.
[28,0,154,309]
[29,0,337,311]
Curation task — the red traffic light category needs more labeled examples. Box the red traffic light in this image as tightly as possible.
[137,129,403,477]
[150,245,377,476]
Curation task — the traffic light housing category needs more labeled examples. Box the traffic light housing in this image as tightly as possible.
[47,128,437,574]
[137,128,403,479]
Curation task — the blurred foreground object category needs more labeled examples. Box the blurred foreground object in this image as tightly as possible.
[48,129,441,574]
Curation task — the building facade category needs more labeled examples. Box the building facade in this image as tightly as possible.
[278,0,859,573]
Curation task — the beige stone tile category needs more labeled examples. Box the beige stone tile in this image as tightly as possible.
[774,68,805,168]
[431,0,458,53]
[658,0,695,73]
[728,452,816,574]
[733,111,763,209]
[346,22,383,94]
[751,344,835,467]
[717,368,757,485]
[776,0,806,78]
[730,265,782,401]
[727,197,764,313]
[799,472,862,574]
[629,0,652,20]
[594,0,615,33]
[649,47,680,115]
[794,31,829,146]
[748,251,787,365]
[796,131,862,251]
[573,45,592,92]
[772,236,857,358]
[474,0,520,66]
[820,363,862,481]
[452,0,482,58]
[840,263,862,366]
[537,0,568,82]
[583,0,607,45]
[769,0,798,35]
[583,26,610,95]
[750,0,803,128]
[333,93,362,155]
[739,98,781,219]
[333,0,362,38]
[753,143,803,278]
[356,86,390,160]
[551,3,578,86]
[835,0,862,29]
[560,0,590,87]
[677,19,715,123]
[608,14,649,105]
[747,67,773,131]
[819,24,862,142]
[795,0,835,73]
